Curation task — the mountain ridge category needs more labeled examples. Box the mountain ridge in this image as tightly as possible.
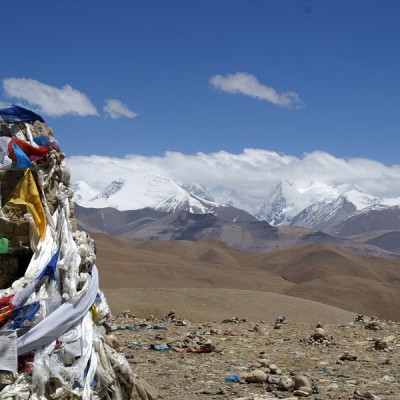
[75,204,400,260]
[72,177,400,233]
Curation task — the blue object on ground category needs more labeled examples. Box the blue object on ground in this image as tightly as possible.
[225,374,240,382]
[151,344,169,350]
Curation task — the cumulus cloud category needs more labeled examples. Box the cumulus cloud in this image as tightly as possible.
[210,72,305,109]
[67,149,400,212]
[103,99,137,119]
[0,101,10,108]
[2,78,98,117]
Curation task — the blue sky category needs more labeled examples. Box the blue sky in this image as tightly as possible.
[1,1,400,165]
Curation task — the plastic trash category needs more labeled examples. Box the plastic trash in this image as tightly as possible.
[150,344,169,351]
[225,374,240,382]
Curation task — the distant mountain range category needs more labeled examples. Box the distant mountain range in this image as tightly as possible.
[72,175,400,235]
[253,180,398,228]
[75,204,400,260]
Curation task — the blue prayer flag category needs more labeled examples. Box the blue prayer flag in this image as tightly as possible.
[0,105,45,123]
[37,249,60,281]
[11,144,32,170]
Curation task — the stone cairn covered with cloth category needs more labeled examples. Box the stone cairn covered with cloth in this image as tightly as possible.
[0,105,158,399]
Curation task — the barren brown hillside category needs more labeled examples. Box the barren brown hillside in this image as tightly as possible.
[249,242,400,280]
[92,233,400,321]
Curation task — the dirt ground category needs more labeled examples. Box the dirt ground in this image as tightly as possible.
[102,288,357,325]
[105,296,400,400]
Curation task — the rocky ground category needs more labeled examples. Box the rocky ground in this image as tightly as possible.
[107,312,400,400]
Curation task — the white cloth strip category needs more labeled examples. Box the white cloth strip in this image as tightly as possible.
[0,330,17,372]
[17,265,99,355]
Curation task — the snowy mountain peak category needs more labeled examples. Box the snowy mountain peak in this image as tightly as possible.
[181,183,215,202]
[90,179,124,201]
[254,179,386,227]
[336,188,380,211]
[290,195,357,230]
[71,180,100,204]
[254,181,295,225]
[152,182,219,214]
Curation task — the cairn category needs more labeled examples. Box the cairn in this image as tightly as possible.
[299,322,336,347]
[0,105,157,399]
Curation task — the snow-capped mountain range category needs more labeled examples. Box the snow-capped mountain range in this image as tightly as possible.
[72,173,222,214]
[72,174,400,230]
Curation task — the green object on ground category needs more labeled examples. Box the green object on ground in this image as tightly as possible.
[0,237,9,254]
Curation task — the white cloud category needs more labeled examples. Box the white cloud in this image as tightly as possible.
[103,99,137,119]
[2,78,98,117]
[210,72,305,109]
[67,149,400,212]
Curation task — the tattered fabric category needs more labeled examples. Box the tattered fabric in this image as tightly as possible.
[8,138,50,163]
[0,137,12,169]
[0,105,45,123]
[6,169,46,240]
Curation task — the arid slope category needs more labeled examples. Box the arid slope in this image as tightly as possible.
[93,233,400,321]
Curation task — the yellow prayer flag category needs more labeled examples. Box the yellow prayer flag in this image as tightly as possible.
[7,169,46,240]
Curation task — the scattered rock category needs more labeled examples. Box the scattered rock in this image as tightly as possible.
[353,388,382,399]
[374,339,388,351]
[340,351,357,361]
[111,313,399,399]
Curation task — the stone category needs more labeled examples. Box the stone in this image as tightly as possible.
[293,389,311,396]
[268,363,278,373]
[366,321,382,330]
[353,388,381,399]
[246,369,267,383]
[298,386,313,394]
[278,376,294,391]
[267,375,280,384]
[340,351,357,361]
[327,383,339,389]
[195,387,225,395]
[294,375,311,390]
[313,328,326,338]
[239,373,248,384]
[374,340,388,350]
[257,358,269,367]
[379,375,395,382]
